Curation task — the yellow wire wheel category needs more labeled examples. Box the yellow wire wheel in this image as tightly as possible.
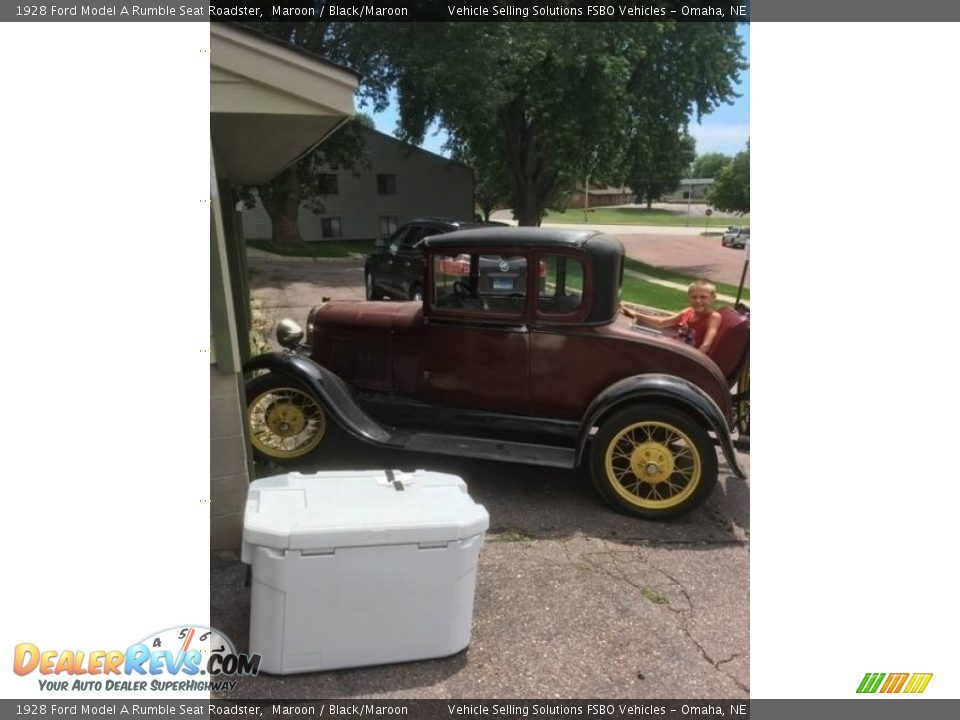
[590,406,717,519]
[246,374,327,461]
[735,360,750,436]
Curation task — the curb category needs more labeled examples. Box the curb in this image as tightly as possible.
[246,249,365,263]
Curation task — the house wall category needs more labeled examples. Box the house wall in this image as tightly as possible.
[661,180,714,202]
[241,128,474,241]
[568,189,635,207]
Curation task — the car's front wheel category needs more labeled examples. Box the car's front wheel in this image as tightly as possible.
[589,405,717,519]
[364,271,376,300]
[245,373,329,463]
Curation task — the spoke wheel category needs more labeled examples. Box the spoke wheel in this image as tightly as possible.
[246,374,327,462]
[590,406,717,519]
[734,361,750,437]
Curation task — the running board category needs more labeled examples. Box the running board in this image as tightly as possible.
[402,433,577,468]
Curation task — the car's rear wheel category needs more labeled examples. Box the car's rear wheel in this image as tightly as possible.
[409,285,423,302]
[245,373,329,463]
[590,405,717,520]
[734,361,750,437]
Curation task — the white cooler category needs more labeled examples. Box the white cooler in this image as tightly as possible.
[241,470,489,674]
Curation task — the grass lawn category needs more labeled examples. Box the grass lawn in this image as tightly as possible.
[620,276,692,312]
[544,206,748,228]
[623,257,749,302]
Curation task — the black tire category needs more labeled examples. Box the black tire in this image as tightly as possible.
[409,285,424,302]
[364,271,376,300]
[245,373,332,464]
[589,405,717,520]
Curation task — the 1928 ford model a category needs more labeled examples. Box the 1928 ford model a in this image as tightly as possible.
[244,227,749,519]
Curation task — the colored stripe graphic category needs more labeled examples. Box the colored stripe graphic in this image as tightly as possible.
[903,673,933,694]
[857,672,933,694]
[880,673,909,693]
[857,673,885,693]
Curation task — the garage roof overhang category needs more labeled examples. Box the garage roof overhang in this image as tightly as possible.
[210,24,359,184]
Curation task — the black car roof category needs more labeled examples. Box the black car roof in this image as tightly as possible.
[422,226,622,254]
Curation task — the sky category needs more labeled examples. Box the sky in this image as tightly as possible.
[370,24,750,159]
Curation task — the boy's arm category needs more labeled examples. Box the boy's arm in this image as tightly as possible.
[623,304,683,329]
[697,311,723,353]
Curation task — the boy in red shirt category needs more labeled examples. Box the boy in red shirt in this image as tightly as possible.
[621,279,723,354]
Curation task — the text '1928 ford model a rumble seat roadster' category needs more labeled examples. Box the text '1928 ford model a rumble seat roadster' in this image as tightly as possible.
[244,227,749,520]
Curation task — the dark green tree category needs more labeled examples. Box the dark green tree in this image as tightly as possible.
[692,152,732,179]
[707,143,750,214]
[320,22,745,226]
[448,131,512,222]
[628,131,696,209]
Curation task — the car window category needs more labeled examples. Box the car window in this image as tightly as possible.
[386,227,408,248]
[399,225,424,249]
[741,228,750,236]
[539,256,584,314]
[432,253,527,316]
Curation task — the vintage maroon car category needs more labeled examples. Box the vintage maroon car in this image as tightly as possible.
[244,227,749,519]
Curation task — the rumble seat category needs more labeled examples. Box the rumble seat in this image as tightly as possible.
[707,306,749,386]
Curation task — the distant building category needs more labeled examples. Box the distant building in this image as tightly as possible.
[567,185,635,208]
[241,127,474,241]
[661,178,715,202]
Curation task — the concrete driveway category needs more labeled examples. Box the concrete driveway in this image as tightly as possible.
[213,442,749,699]
[219,253,750,699]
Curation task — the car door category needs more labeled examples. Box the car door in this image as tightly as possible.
[371,226,408,297]
[385,224,424,299]
[421,250,531,414]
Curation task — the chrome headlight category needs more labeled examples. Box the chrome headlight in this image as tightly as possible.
[306,307,317,343]
[276,319,304,349]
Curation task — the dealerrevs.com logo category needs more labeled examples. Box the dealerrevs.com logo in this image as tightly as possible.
[13,625,260,692]
[857,672,933,694]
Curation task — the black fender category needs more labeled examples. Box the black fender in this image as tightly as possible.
[243,352,401,449]
[575,374,746,479]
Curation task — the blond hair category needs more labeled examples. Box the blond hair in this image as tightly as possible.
[688,279,716,295]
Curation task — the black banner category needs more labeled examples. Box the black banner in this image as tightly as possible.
[207,0,750,22]
[7,0,960,22]
[4,699,960,719]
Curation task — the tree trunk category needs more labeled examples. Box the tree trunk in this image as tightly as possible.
[500,101,554,227]
[258,168,303,246]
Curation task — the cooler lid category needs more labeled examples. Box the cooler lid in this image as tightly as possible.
[243,470,489,551]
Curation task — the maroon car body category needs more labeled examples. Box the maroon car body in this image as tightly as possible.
[245,227,748,519]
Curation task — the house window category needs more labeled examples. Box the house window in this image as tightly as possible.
[379,216,398,237]
[377,174,396,195]
[317,173,338,195]
[320,217,342,239]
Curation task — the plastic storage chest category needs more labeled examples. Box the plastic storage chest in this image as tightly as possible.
[241,470,489,674]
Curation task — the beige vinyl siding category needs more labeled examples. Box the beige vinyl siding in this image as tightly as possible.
[241,128,474,241]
